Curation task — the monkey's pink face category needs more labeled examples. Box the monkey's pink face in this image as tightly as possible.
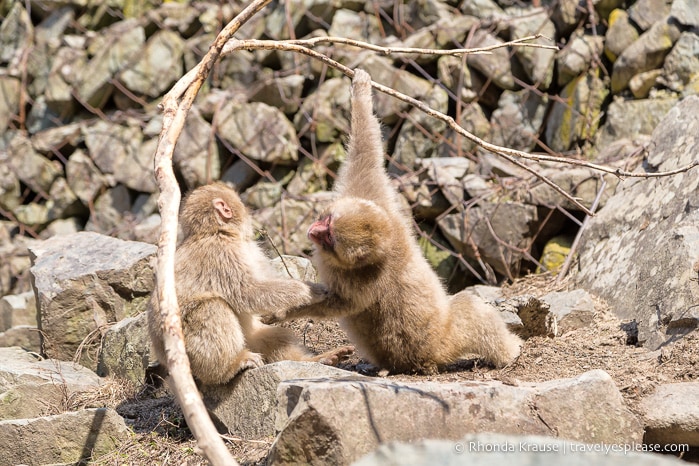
[308,198,391,269]
[308,215,335,250]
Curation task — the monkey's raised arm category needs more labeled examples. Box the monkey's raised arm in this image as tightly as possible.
[334,69,402,212]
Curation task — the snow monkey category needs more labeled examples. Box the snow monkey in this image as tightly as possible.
[264,69,522,374]
[147,182,354,385]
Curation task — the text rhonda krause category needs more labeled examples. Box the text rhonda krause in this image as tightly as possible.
[462,441,689,455]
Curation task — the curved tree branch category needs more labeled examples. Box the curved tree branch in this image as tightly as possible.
[152,0,272,464]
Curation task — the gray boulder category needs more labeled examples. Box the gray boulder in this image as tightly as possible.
[540,289,596,336]
[29,232,156,369]
[269,369,642,465]
[0,291,37,331]
[0,346,102,420]
[574,96,699,349]
[595,96,678,149]
[83,119,156,193]
[97,312,152,384]
[438,202,538,278]
[0,408,128,465]
[218,101,300,164]
[202,361,356,438]
[640,382,699,446]
[611,17,681,93]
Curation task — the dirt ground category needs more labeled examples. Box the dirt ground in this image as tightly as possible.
[90,274,699,465]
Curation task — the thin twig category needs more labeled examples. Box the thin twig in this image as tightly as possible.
[276,33,558,56]
[556,177,607,284]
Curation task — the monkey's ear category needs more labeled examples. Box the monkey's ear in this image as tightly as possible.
[213,198,234,220]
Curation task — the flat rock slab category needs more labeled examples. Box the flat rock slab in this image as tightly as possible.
[0,346,102,420]
[640,382,699,446]
[354,433,687,466]
[0,408,128,465]
[268,369,643,465]
[202,360,359,439]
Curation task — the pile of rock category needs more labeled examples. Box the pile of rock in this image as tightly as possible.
[2,0,698,294]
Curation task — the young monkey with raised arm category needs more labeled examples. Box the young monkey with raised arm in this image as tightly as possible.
[148,182,353,385]
[265,69,522,374]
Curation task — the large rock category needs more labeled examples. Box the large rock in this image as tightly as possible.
[0,76,20,132]
[0,291,37,331]
[611,17,681,93]
[83,119,156,193]
[573,96,699,349]
[73,20,145,107]
[0,408,128,465]
[391,85,448,172]
[293,77,351,143]
[118,29,184,98]
[172,108,221,190]
[354,432,687,466]
[29,232,156,369]
[466,30,514,91]
[217,101,300,164]
[97,312,152,384]
[268,370,642,465]
[438,202,538,279]
[545,72,608,152]
[0,346,102,420]
[595,96,677,149]
[509,8,556,89]
[202,361,357,438]
[0,326,41,351]
[490,89,548,152]
[640,382,699,446]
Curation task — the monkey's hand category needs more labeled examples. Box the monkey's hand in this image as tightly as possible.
[307,281,330,304]
[351,68,372,99]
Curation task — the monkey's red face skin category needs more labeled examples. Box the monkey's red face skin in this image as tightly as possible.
[308,215,335,250]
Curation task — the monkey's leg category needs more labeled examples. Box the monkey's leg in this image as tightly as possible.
[182,297,263,385]
[448,292,523,368]
[248,321,354,367]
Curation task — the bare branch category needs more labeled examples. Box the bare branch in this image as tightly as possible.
[280,33,557,56]
[222,38,698,215]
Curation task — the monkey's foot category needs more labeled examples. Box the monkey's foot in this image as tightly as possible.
[239,351,265,371]
[313,345,355,366]
[260,312,283,325]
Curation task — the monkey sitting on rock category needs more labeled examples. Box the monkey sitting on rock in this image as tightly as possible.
[264,69,522,374]
[147,182,354,385]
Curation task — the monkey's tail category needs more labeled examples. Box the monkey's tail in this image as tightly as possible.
[447,292,523,368]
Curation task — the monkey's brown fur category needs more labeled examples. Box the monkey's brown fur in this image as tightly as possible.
[147,182,353,385]
[267,69,522,374]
